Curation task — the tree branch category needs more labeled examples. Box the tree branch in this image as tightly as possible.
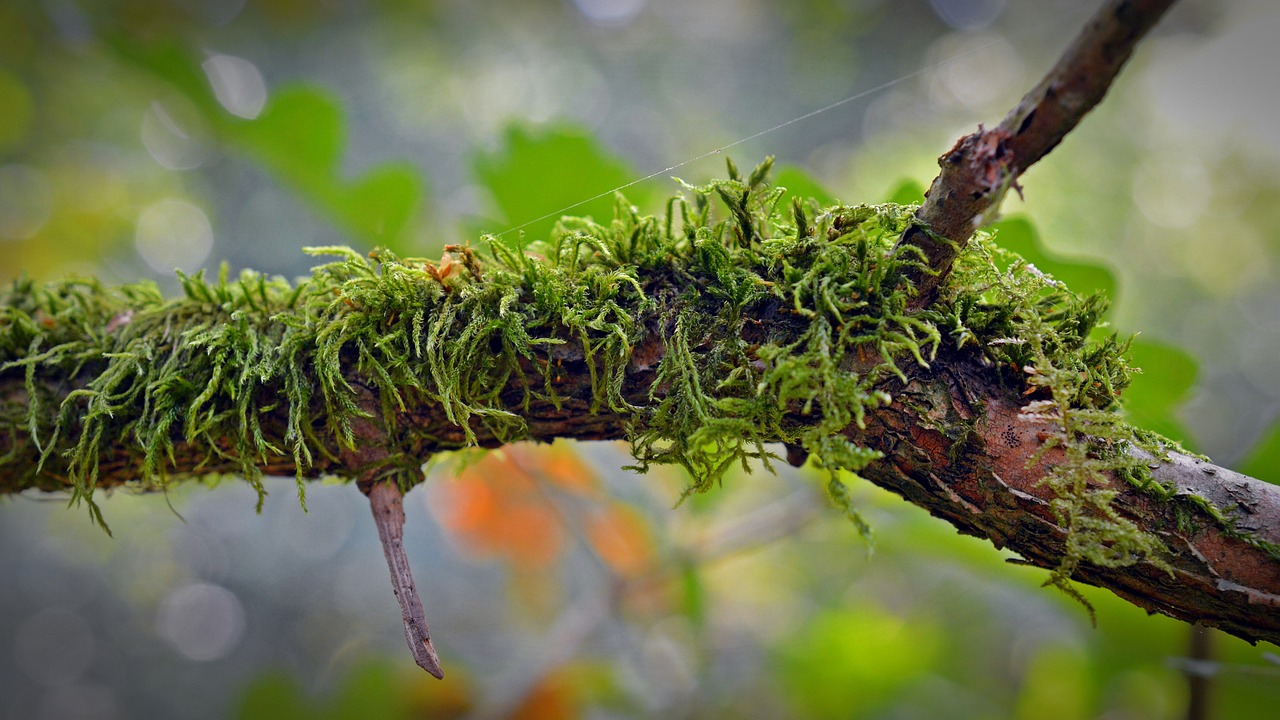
[2,288,1278,646]
[900,0,1178,306]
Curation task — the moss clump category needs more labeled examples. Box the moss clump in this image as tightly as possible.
[938,241,1175,612]
[0,158,1181,594]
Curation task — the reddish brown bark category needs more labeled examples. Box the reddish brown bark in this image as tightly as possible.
[852,358,1280,645]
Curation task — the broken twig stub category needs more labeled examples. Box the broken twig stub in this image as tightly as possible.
[366,480,445,679]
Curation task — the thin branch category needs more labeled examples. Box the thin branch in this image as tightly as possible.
[899,0,1178,307]
[365,479,445,679]
[1185,625,1214,720]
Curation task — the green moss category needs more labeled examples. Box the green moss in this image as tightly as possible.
[0,158,1245,596]
[937,240,1182,615]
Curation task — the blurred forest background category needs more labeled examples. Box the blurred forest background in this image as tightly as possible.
[2,0,1280,718]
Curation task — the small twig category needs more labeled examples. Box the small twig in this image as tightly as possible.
[1183,624,1213,720]
[365,479,445,679]
[899,0,1178,307]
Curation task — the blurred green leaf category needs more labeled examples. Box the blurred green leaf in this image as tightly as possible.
[235,86,344,188]
[105,35,427,252]
[775,165,838,207]
[236,661,420,720]
[0,68,34,152]
[472,124,649,244]
[104,35,221,115]
[1237,418,1280,485]
[884,178,925,206]
[236,671,311,720]
[327,661,406,720]
[992,216,1117,301]
[678,559,707,629]
[1013,645,1094,720]
[228,86,424,251]
[778,602,940,719]
[332,162,425,249]
[1122,339,1199,448]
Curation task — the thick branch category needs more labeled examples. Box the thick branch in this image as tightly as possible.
[900,0,1178,306]
[2,309,1278,646]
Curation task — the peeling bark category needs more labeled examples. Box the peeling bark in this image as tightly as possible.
[851,357,1280,645]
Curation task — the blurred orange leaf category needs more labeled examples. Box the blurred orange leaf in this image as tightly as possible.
[586,504,654,578]
[511,669,580,720]
[431,444,601,571]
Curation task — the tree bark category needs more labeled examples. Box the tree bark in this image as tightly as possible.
[2,306,1279,646]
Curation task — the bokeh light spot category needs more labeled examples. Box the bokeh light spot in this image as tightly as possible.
[141,100,209,170]
[1131,155,1210,229]
[14,608,96,686]
[0,68,34,151]
[174,0,246,27]
[203,54,267,119]
[1146,8,1280,159]
[155,582,246,662]
[282,491,356,562]
[929,0,1007,31]
[571,0,647,27]
[134,198,214,273]
[37,683,118,720]
[926,32,1021,112]
[0,164,53,241]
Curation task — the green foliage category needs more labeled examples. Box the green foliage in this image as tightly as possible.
[106,36,426,252]
[774,164,840,208]
[237,659,442,720]
[882,178,926,206]
[1122,339,1199,447]
[1013,646,1094,720]
[472,124,656,245]
[991,216,1117,302]
[1239,419,1280,486]
[778,602,942,718]
[235,88,426,250]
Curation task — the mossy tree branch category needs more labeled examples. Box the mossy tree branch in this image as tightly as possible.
[1,213,1278,648]
[4,0,1277,672]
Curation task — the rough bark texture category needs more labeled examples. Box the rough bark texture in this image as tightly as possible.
[854,355,1280,645]
[900,0,1178,306]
